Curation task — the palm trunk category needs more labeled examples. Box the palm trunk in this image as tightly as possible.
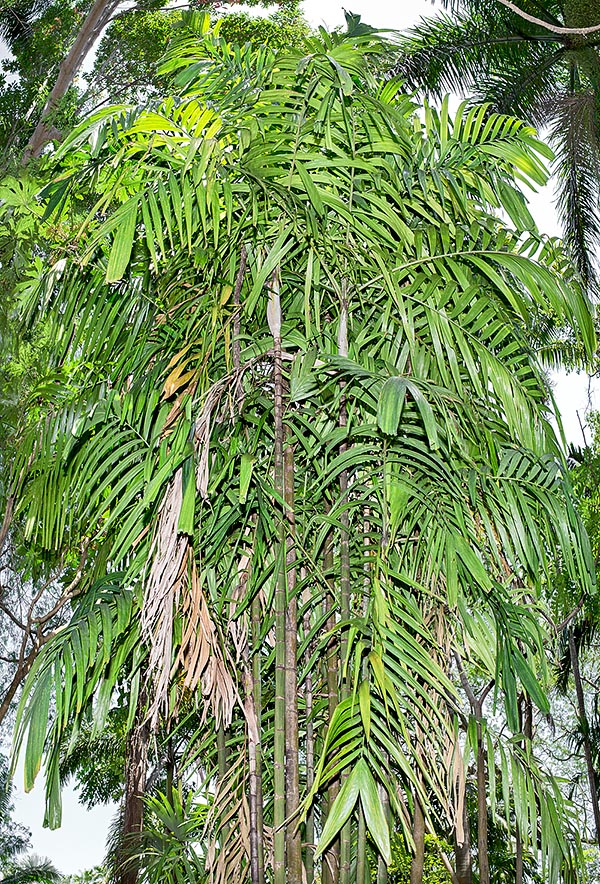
[270,270,287,884]
[357,805,367,884]
[476,722,490,884]
[377,782,390,884]
[305,610,316,884]
[515,695,532,884]
[410,794,426,884]
[454,793,472,884]
[118,691,149,884]
[245,659,265,884]
[284,444,303,883]
[322,526,340,884]
[165,739,175,807]
[338,297,352,884]
[569,630,600,845]
[454,655,490,884]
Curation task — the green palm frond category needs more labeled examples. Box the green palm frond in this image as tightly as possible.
[551,90,600,292]
[8,19,596,881]
[0,855,62,884]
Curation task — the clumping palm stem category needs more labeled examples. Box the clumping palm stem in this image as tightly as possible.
[284,443,303,883]
[269,268,287,884]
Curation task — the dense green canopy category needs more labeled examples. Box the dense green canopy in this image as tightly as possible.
[3,14,597,884]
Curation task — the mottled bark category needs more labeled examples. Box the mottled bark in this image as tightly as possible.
[410,795,425,884]
[23,0,121,161]
[454,794,472,884]
[118,692,149,884]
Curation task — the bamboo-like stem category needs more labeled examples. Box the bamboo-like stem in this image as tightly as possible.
[376,780,390,884]
[301,556,315,884]
[338,294,352,884]
[475,721,490,884]
[243,526,265,884]
[410,793,426,884]
[454,792,472,884]
[270,269,287,884]
[245,661,264,884]
[252,594,266,884]
[454,654,490,884]
[305,629,315,884]
[357,804,367,884]
[118,688,149,884]
[165,739,175,808]
[232,245,247,372]
[284,444,303,883]
[322,524,340,884]
[515,693,533,884]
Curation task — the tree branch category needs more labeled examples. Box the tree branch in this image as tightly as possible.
[494,0,600,35]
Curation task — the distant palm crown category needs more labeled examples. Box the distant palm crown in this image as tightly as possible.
[396,0,600,291]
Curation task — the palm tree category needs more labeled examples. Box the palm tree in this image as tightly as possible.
[0,856,62,884]
[7,13,596,884]
[394,0,600,293]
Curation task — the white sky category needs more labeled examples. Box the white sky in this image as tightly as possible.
[8,0,600,876]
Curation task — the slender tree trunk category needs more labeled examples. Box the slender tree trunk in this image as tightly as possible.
[232,245,247,371]
[304,600,316,884]
[338,296,352,884]
[284,444,303,883]
[270,270,287,884]
[515,694,532,884]
[356,805,367,884]
[410,794,426,884]
[23,0,121,161]
[250,594,265,884]
[568,630,600,845]
[476,721,490,884]
[322,526,340,884]
[377,782,390,884]
[118,691,149,884]
[454,792,472,884]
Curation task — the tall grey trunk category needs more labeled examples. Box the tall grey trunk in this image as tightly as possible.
[23,0,121,161]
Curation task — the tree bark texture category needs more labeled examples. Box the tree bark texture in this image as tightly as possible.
[284,444,303,884]
[454,791,473,884]
[117,692,149,884]
[476,722,490,884]
[410,794,426,884]
[23,0,121,161]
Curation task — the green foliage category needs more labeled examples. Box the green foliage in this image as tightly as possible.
[59,709,126,807]
[7,17,595,884]
[64,869,107,884]
[394,0,600,294]
[88,4,310,105]
[0,755,30,868]
[132,790,208,884]
[0,855,62,884]
[0,0,86,157]
[378,834,452,883]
